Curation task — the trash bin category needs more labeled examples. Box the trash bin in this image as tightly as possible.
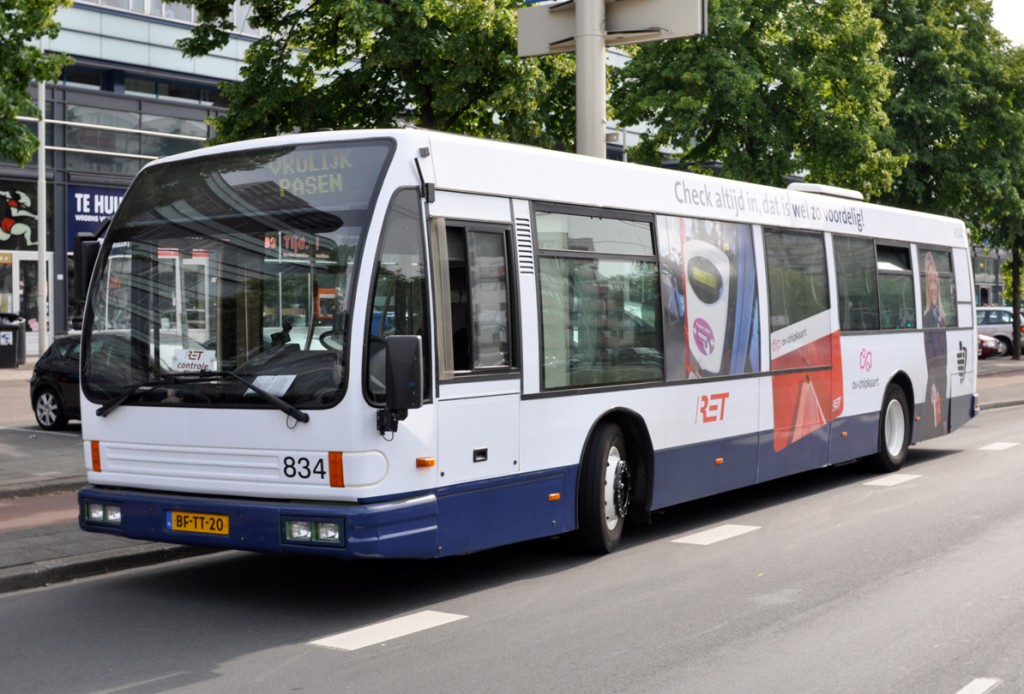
[0,313,26,368]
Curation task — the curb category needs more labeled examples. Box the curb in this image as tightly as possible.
[979,399,1024,411]
[0,476,87,500]
[0,543,218,594]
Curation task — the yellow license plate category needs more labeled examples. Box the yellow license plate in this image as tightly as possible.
[167,510,229,535]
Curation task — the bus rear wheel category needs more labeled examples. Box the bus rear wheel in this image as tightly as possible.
[872,384,910,472]
[578,423,630,554]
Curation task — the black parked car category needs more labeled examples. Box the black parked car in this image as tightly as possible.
[30,334,82,430]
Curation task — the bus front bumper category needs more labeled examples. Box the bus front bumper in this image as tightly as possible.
[77,486,440,559]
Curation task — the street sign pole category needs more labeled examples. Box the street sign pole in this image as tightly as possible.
[576,0,607,158]
[37,47,49,354]
[518,0,707,160]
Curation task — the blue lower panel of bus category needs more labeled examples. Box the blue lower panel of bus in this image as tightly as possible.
[826,412,880,464]
[650,408,897,510]
[650,433,761,510]
[434,469,574,557]
[78,486,440,559]
[78,468,576,559]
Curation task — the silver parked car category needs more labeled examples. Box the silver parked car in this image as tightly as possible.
[976,306,1024,356]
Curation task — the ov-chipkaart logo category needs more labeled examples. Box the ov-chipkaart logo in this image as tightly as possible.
[859,348,873,372]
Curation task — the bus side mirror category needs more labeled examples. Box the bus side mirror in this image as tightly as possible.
[377,335,423,435]
[73,231,102,303]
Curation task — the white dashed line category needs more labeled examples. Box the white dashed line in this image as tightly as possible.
[955,678,1001,694]
[311,610,467,651]
[864,473,920,487]
[979,442,1019,451]
[672,524,761,546]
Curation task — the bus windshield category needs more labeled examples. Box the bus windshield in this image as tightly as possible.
[81,140,395,411]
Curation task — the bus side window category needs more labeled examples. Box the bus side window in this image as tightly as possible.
[444,226,512,375]
[446,229,472,371]
[877,245,915,330]
[834,235,880,332]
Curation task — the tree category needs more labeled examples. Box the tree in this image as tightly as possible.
[1,0,71,166]
[870,1,1024,354]
[869,0,1023,223]
[177,0,575,148]
[967,43,1024,356]
[609,0,905,196]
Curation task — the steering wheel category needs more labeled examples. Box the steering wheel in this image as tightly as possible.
[319,329,344,351]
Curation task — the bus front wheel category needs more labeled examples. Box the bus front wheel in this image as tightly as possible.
[578,422,630,554]
[872,384,910,472]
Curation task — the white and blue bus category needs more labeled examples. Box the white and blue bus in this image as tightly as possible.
[76,129,977,557]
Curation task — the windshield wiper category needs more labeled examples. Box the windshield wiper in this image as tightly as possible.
[199,369,310,423]
[96,374,193,417]
[96,371,310,423]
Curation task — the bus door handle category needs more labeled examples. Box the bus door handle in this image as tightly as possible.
[473,448,488,463]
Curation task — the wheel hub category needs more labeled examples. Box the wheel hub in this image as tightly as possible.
[604,449,630,528]
[614,460,630,519]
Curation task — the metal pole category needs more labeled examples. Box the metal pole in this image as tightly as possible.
[37,67,49,355]
[575,0,606,158]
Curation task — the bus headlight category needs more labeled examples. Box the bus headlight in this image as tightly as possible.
[316,523,341,542]
[84,502,122,525]
[286,520,313,541]
[283,518,343,545]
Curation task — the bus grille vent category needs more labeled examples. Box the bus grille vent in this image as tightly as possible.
[516,217,535,274]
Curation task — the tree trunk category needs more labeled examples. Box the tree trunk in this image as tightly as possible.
[1013,244,1022,360]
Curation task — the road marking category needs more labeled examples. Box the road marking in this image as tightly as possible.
[956,678,1001,694]
[310,611,467,651]
[864,473,920,487]
[672,524,760,546]
[979,442,1019,451]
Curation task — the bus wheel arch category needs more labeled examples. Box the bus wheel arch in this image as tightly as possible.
[871,375,912,473]
[576,410,653,554]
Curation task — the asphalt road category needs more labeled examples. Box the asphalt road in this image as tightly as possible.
[1,403,1021,694]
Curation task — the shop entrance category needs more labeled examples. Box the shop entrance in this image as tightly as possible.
[0,252,54,357]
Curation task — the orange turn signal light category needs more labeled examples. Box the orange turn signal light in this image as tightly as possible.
[328,452,344,487]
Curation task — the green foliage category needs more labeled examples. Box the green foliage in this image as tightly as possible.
[177,0,576,148]
[870,1,1024,342]
[870,0,1024,230]
[610,0,905,197]
[0,0,72,166]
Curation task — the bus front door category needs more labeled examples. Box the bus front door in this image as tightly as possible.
[431,220,551,553]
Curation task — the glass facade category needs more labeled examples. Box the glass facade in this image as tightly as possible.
[73,0,262,37]
[1,73,222,346]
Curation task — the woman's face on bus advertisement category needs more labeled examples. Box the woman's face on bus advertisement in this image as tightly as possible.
[926,259,940,307]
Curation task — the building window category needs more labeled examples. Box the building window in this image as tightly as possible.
[75,0,263,37]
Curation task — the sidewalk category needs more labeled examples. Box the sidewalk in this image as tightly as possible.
[0,357,216,593]
[1,356,1023,594]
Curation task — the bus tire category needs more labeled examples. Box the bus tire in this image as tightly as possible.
[872,384,910,472]
[578,422,630,554]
